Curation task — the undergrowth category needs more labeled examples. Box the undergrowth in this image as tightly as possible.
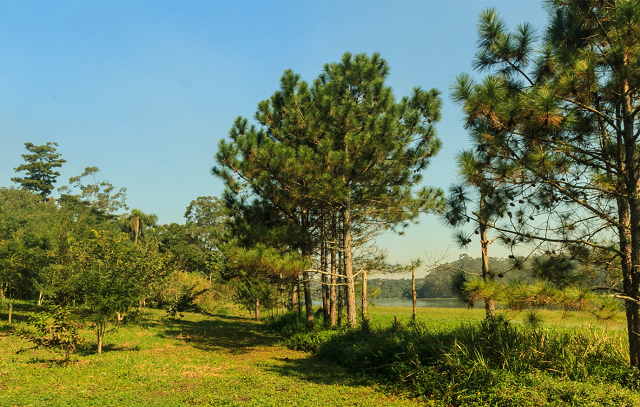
[266,312,640,406]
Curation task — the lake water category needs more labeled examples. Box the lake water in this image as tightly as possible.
[314,298,467,308]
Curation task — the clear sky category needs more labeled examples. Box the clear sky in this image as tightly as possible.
[0,1,549,274]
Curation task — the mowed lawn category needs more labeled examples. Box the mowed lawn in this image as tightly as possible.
[0,304,424,407]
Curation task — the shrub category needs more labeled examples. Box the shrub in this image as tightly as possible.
[16,306,83,361]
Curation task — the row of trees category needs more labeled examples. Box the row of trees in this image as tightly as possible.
[2,143,228,353]
[211,0,640,369]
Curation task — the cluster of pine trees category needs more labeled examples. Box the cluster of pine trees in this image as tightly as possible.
[213,1,640,369]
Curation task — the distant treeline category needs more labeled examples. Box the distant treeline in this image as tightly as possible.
[357,253,616,300]
[367,255,525,299]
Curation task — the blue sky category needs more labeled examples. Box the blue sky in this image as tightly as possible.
[0,1,549,271]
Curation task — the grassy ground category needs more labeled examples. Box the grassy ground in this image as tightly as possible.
[0,303,422,407]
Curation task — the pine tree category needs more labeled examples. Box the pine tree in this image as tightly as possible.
[443,149,513,318]
[12,142,66,199]
[315,53,445,327]
[215,53,445,328]
[453,2,640,366]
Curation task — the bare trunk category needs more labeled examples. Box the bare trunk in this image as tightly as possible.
[97,323,105,355]
[479,212,495,319]
[361,269,368,323]
[296,280,302,320]
[7,300,13,325]
[37,291,43,306]
[337,268,343,327]
[412,267,417,322]
[330,211,337,326]
[321,212,330,325]
[343,200,357,328]
[303,270,314,329]
[622,70,640,368]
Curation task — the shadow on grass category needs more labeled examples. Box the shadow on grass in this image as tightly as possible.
[265,355,380,388]
[160,314,281,355]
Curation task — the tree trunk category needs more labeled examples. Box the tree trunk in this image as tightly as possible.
[330,210,337,326]
[479,210,495,319]
[37,291,43,306]
[302,270,314,329]
[97,323,105,354]
[343,200,357,328]
[361,269,368,323]
[621,71,640,368]
[296,280,302,320]
[321,212,330,325]
[412,267,417,322]
[7,299,13,325]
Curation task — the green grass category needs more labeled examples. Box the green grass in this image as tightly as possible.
[270,306,640,407]
[0,302,423,407]
[2,302,637,407]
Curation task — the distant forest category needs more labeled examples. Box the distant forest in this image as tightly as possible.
[344,253,617,300]
[367,255,526,299]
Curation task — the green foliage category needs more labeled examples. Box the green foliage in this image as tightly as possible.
[270,311,640,406]
[70,229,170,353]
[158,271,212,318]
[0,188,57,302]
[11,142,66,198]
[57,166,128,215]
[16,306,83,360]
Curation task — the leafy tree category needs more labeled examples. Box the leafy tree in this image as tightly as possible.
[70,229,169,354]
[0,188,57,322]
[443,149,515,318]
[453,2,640,365]
[57,166,128,215]
[12,142,66,199]
[222,242,309,320]
[122,209,158,245]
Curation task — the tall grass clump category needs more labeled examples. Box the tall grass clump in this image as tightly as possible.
[268,312,640,406]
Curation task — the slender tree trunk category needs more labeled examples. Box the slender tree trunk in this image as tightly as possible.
[302,270,314,329]
[479,205,495,319]
[97,323,105,355]
[337,260,343,327]
[7,299,13,325]
[321,211,330,325]
[296,280,302,320]
[621,71,640,368]
[343,199,357,328]
[330,210,337,326]
[37,291,43,306]
[412,267,417,322]
[361,269,368,323]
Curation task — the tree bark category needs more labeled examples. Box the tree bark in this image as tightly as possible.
[343,201,357,328]
[361,269,368,323]
[412,267,417,322]
[330,212,337,326]
[321,211,330,325]
[479,203,495,319]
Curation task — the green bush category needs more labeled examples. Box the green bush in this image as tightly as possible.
[16,306,83,361]
[267,313,640,406]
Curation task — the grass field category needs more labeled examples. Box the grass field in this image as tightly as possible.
[0,303,422,407]
[0,302,636,406]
